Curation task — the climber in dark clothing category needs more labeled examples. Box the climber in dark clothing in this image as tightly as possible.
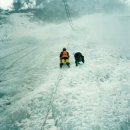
[74,52,85,66]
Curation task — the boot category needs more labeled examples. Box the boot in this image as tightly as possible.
[60,63,63,68]
[66,63,70,68]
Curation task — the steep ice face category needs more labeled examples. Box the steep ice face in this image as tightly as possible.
[11,0,127,10]
[0,9,130,130]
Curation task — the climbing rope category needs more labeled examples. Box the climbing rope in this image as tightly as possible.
[62,0,74,30]
[41,1,75,129]
[41,70,63,130]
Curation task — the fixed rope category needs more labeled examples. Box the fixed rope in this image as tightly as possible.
[41,70,63,130]
[62,0,74,30]
[40,1,73,127]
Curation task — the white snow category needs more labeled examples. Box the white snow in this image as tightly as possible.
[0,12,130,130]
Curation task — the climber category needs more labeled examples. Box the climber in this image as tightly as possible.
[74,52,85,66]
[60,48,70,68]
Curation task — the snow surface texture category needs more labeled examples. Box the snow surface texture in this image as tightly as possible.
[0,12,130,130]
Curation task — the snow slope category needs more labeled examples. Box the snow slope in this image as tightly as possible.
[0,12,130,130]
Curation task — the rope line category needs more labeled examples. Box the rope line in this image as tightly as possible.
[41,71,63,130]
[62,0,74,30]
[0,47,37,81]
[40,0,81,126]
[40,5,73,126]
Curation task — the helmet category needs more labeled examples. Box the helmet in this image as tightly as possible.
[63,48,66,51]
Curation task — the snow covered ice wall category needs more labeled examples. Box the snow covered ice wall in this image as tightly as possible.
[0,0,130,130]
[11,0,130,22]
